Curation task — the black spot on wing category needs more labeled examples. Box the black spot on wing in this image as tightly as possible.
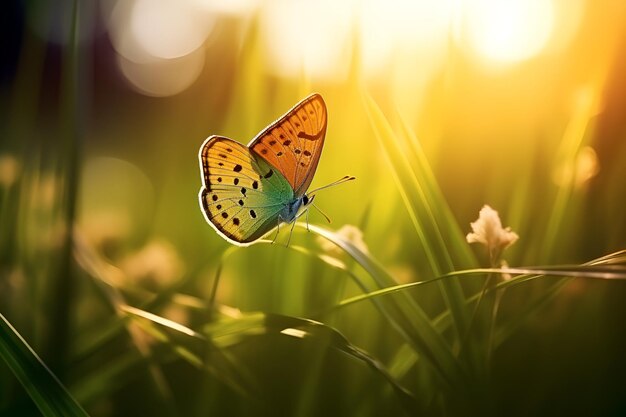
[297,131,323,141]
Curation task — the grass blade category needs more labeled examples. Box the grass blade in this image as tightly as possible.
[302,223,466,388]
[206,309,420,414]
[361,91,471,347]
[0,313,89,417]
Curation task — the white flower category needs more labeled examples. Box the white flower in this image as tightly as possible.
[317,224,368,256]
[466,205,518,261]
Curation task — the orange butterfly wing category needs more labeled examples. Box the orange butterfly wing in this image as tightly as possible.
[249,93,327,196]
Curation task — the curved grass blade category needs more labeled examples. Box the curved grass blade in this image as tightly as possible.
[204,309,420,414]
[72,232,179,416]
[361,91,470,347]
[0,313,89,417]
[322,251,626,359]
[299,223,466,389]
[120,301,420,414]
[540,87,599,262]
[264,313,419,414]
[121,305,256,397]
[395,104,477,269]
[329,262,626,315]
[70,350,146,406]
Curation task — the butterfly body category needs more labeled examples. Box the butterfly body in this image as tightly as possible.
[198,94,327,246]
[279,193,313,223]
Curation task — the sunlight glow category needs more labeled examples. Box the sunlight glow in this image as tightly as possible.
[359,0,454,75]
[459,0,554,64]
[192,0,260,16]
[261,0,352,81]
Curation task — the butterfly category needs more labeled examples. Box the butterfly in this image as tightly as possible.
[198,93,349,246]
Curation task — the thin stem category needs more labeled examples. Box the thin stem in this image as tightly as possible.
[46,0,82,375]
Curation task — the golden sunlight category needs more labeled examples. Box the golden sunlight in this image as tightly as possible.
[260,0,353,81]
[359,0,453,76]
[191,0,260,16]
[457,0,554,65]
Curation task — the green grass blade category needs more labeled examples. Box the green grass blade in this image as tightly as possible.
[396,114,477,269]
[302,223,466,388]
[122,303,419,414]
[539,89,597,261]
[206,310,420,414]
[0,313,89,417]
[361,91,470,345]
[493,280,571,348]
[331,263,626,314]
[122,305,256,397]
[361,91,444,276]
[70,350,145,406]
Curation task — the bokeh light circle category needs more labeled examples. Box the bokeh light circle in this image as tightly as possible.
[457,0,555,65]
[129,0,213,60]
[116,47,205,97]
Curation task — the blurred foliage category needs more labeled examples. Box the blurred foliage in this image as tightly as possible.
[1,1,626,416]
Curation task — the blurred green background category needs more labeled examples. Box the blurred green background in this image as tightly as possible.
[1,0,626,416]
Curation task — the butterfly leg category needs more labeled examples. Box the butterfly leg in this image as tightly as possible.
[305,207,310,231]
[286,209,310,247]
[272,216,282,244]
[286,220,297,247]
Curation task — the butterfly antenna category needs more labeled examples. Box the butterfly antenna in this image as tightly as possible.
[311,203,332,224]
[307,175,355,195]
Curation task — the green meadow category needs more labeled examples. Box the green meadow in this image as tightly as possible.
[1,1,626,416]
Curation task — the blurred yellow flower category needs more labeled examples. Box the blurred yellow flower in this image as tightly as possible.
[0,154,20,187]
[552,146,600,189]
[466,205,518,261]
[81,211,132,248]
[120,239,184,289]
